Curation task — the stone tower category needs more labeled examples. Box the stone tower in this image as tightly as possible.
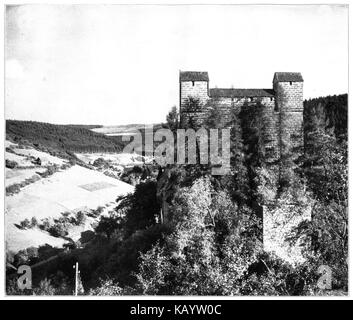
[179,71,209,126]
[273,72,304,157]
[179,71,209,107]
[179,70,304,163]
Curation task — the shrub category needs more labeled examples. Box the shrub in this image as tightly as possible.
[75,211,86,225]
[63,242,77,250]
[6,251,16,268]
[26,246,39,262]
[6,184,21,195]
[93,158,109,168]
[6,159,18,169]
[88,206,105,218]
[38,165,59,178]
[40,218,51,231]
[37,244,62,260]
[30,217,39,228]
[88,279,125,296]
[48,223,68,238]
[61,211,71,218]
[96,206,105,214]
[33,279,56,295]
[13,247,38,266]
[13,249,30,266]
[81,230,95,244]
[94,214,121,240]
[32,157,41,166]
[56,216,70,224]
[20,218,31,229]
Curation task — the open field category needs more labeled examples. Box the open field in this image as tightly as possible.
[5,141,134,254]
[5,167,47,187]
[5,151,35,167]
[5,142,67,189]
[91,124,148,136]
[91,123,164,137]
[75,152,154,167]
[6,165,134,253]
[10,146,66,166]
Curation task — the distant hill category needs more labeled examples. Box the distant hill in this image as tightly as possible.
[6,120,166,157]
[66,124,103,130]
[6,120,126,154]
[92,123,164,136]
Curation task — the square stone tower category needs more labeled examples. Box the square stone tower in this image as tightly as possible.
[179,71,209,107]
[179,71,209,126]
[273,72,304,157]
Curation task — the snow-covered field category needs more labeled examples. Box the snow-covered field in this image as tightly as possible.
[5,142,134,253]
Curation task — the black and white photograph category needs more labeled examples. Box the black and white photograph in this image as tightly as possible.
[3,3,349,297]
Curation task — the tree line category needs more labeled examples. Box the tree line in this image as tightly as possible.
[6,120,126,154]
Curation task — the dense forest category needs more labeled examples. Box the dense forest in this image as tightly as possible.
[304,94,347,140]
[6,120,128,154]
[6,120,165,157]
[6,94,348,295]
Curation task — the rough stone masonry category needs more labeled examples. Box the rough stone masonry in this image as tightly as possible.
[178,71,311,264]
[179,71,304,163]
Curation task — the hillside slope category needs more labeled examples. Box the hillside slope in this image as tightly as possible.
[5,140,134,254]
[6,120,126,154]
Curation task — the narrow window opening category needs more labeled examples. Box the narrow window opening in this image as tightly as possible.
[192,81,195,86]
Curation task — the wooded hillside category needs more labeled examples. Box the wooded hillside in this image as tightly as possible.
[6,120,126,153]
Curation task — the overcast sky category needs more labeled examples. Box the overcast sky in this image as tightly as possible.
[5,4,348,125]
